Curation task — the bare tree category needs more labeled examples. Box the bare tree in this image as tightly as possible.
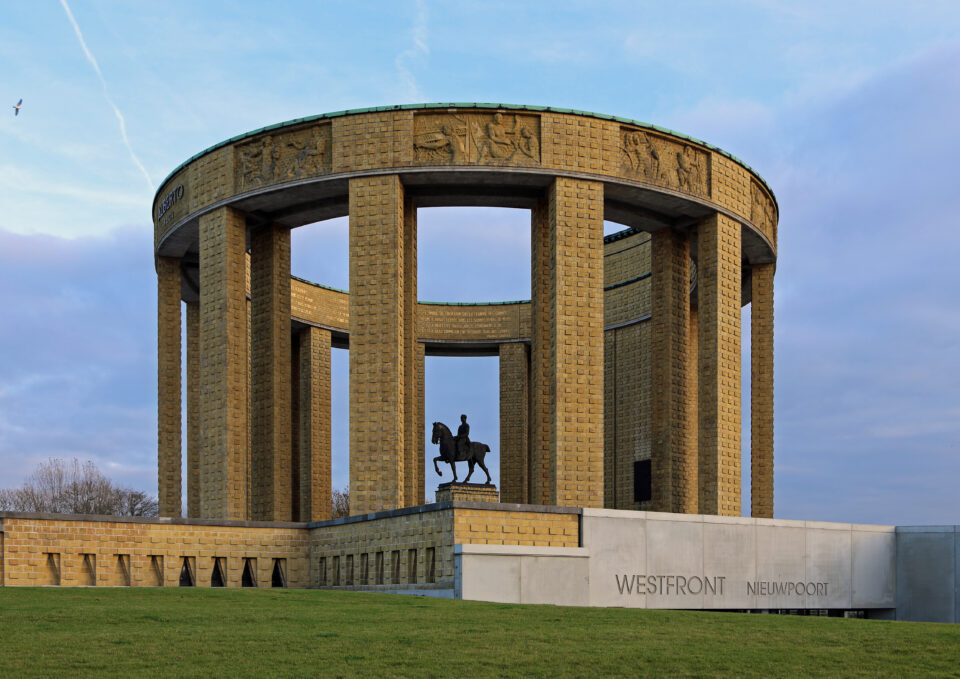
[332,487,349,519]
[0,458,159,517]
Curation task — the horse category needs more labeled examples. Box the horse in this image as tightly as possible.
[431,421,492,484]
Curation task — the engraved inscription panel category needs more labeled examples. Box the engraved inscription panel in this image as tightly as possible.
[414,111,540,166]
[620,127,709,198]
[750,180,777,243]
[235,123,332,192]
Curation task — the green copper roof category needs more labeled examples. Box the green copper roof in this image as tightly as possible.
[154,103,776,208]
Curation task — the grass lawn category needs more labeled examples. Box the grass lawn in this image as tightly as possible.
[1,588,958,678]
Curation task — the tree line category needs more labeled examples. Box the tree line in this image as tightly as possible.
[0,457,350,519]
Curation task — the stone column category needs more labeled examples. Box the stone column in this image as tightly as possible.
[687,301,699,511]
[250,224,292,521]
[697,213,742,516]
[530,200,554,506]
[650,230,695,513]
[157,256,182,518]
[348,175,415,514]
[751,263,775,518]
[499,342,529,504]
[198,206,248,520]
[403,340,425,507]
[186,301,201,517]
[402,199,424,508]
[299,326,332,522]
[530,178,605,508]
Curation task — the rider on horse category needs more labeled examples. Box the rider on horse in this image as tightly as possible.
[455,414,470,460]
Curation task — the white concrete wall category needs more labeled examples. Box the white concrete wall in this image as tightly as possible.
[454,509,898,612]
[582,510,895,610]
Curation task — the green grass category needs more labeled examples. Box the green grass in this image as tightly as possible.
[1,588,958,678]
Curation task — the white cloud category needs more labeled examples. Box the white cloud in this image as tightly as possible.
[394,0,430,101]
[59,0,153,193]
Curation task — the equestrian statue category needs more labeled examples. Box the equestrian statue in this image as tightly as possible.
[431,414,492,484]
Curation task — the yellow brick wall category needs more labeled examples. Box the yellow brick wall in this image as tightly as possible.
[250,224,293,521]
[435,485,500,503]
[299,327,332,522]
[698,214,742,516]
[310,509,453,590]
[0,517,310,588]
[499,342,529,504]
[348,175,412,513]
[198,207,249,520]
[156,256,182,517]
[650,230,696,513]
[546,178,605,508]
[333,111,414,173]
[751,264,774,518]
[186,302,200,517]
[453,508,578,547]
[540,113,619,175]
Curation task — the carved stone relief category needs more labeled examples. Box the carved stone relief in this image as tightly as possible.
[235,124,331,192]
[414,111,540,165]
[620,128,709,197]
[750,180,777,241]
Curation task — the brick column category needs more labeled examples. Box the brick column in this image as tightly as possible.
[499,342,529,504]
[198,207,248,520]
[402,199,424,508]
[157,256,182,518]
[186,301,201,517]
[348,175,414,514]
[697,213,742,516]
[403,340,425,507]
[650,230,695,513]
[299,326,332,522]
[687,301,699,511]
[250,224,292,521]
[751,263,775,518]
[530,200,554,506]
[530,178,605,508]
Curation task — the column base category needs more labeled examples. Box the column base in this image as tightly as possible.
[436,482,499,504]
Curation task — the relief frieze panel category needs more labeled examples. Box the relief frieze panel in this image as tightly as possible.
[750,180,777,243]
[235,123,332,192]
[413,111,540,166]
[620,127,709,198]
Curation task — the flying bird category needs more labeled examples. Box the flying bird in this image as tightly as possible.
[13,99,21,116]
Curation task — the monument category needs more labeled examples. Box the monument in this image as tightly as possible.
[0,104,954,623]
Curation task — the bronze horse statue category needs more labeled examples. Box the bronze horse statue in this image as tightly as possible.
[431,421,492,484]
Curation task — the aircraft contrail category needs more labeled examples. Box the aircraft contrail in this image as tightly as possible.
[59,0,153,192]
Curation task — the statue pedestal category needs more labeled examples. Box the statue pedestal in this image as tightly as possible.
[436,482,499,504]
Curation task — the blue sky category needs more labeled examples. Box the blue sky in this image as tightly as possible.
[1,1,958,524]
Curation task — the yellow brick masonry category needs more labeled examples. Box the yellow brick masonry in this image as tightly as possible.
[186,302,200,517]
[298,327,332,522]
[545,178,605,508]
[435,485,500,503]
[453,509,578,548]
[156,256,182,517]
[0,506,579,590]
[650,230,695,513]
[198,207,248,520]
[251,224,293,521]
[499,342,529,504]
[531,180,605,508]
[402,198,424,508]
[0,516,309,588]
[751,263,775,518]
[698,214,742,516]
[348,175,413,514]
[530,200,554,506]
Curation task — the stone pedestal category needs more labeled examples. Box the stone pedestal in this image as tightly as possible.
[436,483,499,504]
